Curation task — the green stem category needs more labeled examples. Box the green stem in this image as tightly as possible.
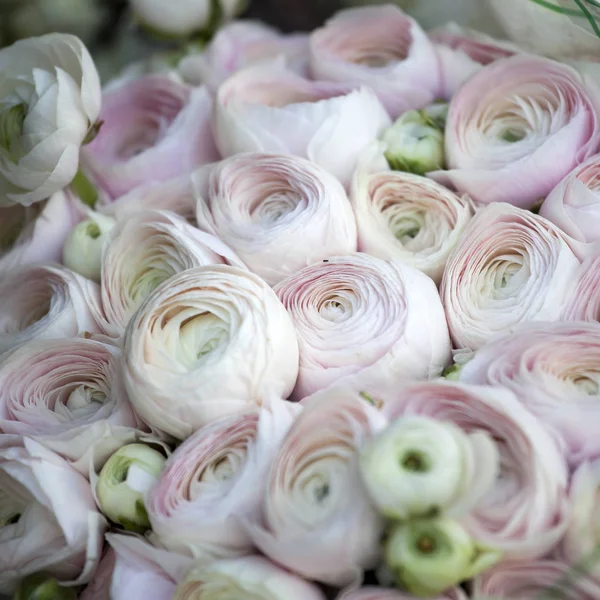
[529,0,587,16]
[572,0,600,37]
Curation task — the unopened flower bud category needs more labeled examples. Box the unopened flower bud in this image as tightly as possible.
[13,573,77,600]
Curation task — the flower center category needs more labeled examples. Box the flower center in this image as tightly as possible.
[0,103,26,159]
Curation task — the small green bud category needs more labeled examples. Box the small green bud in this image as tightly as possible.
[13,574,77,600]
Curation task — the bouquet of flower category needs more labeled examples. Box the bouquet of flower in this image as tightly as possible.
[3,0,600,598]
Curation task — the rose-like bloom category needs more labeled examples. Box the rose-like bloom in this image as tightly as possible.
[106,533,193,600]
[441,203,582,351]
[213,61,391,188]
[338,587,467,600]
[123,265,299,439]
[179,21,309,89]
[244,388,387,586]
[309,5,440,119]
[472,558,600,599]
[101,209,244,336]
[381,381,569,560]
[457,321,600,467]
[82,75,218,200]
[0,337,141,474]
[360,416,498,520]
[351,150,473,284]
[0,33,101,206]
[173,556,327,600]
[430,55,600,209]
[0,436,105,594]
[429,22,519,98]
[0,190,85,277]
[0,263,105,354]
[563,254,600,322]
[147,402,299,559]
[275,253,451,400]
[194,153,357,285]
[540,154,600,243]
[130,0,244,38]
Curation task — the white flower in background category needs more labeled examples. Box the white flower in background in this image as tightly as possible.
[63,212,115,282]
[0,34,101,206]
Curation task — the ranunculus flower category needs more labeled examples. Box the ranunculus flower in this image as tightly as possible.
[101,209,244,336]
[82,75,219,200]
[0,263,105,354]
[123,265,299,439]
[173,556,327,600]
[0,190,86,277]
[179,20,309,89]
[351,147,473,284]
[194,153,357,285]
[106,533,193,600]
[0,436,105,594]
[0,337,142,475]
[381,381,569,560]
[338,587,468,600]
[441,203,582,351]
[472,558,600,599]
[540,154,600,243]
[213,61,391,188]
[244,388,387,586]
[429,22,520,98]
[309,5,440,118]
[563,254,600,322]
[275,253,451,400]
[457,321,600,467]
[130,0,244,38]
[559,458,600,577]
[0,33,101,206]
[147,401,299,560]
[431,55,600,209]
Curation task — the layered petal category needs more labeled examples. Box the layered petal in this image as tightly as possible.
[309,5,440,118]
[79,548,115,600]
[563,254,600,322]
[244,388,387,586]
[0,263,105,354]
[194,152,357,285]
[82,75,219,199]
[101,209,244,336]
[0,436,105,594]
[122,265,299,439]
[213,61,391,188]
[381,381,569,559]
[147,402,299,560]
[339,587,467,600]
[441,203,582,350]
[275,253,451,400]
[431,55,600,209]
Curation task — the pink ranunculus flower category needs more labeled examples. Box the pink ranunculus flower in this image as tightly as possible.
[0,263,105,354]
[274,253,451,401]
[213,61,391,188]
[106,533,193,600]
[0,190,86,277]
[309,5,440,119]
[179,20,309,89]
[193,152,357,285]
[101,209,244,336]
[351,145,473,284]
[540,154,600,243]
[430,55,600,209]
[472,559,600,599]
[173,556,327,600]
[441,203,583,351]
[0,337,142,475]
[338,587,468,600]
[147,401,300,560]
[429,22,520,98]
[122,265,299,439]
[244,388,388,586]
[81,75,219,199]
[381,381,569,560]
[457,321,600,467]
[0,436,106,594]
[563,254,600,322]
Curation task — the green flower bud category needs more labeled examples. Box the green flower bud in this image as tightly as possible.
[96,443,166,533]
[384,517,502,597]
[423,101,449,131]
[13,573,77,600]
[442,363,463,381]
[382,109,445,176]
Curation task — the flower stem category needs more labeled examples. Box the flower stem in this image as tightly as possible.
[71,169,98,209]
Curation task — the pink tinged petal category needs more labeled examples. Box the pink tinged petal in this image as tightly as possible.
[563,253,600,321]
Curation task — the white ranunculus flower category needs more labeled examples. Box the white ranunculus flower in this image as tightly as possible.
[0,33,101,206]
